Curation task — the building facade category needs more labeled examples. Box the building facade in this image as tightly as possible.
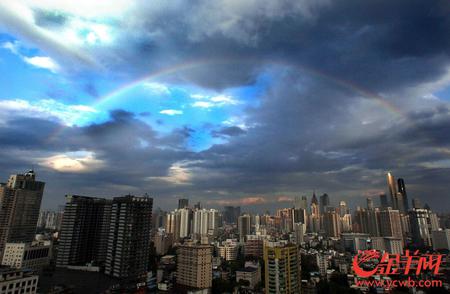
[176,244,213,290]
[0,171,45,258]
[264,242,301,294]
[105,195,153,280]
[56,195,112,267]
[2,241,51,272]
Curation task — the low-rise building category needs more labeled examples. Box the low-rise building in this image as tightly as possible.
[370,237,403,255]
[1,242,51,272]
[0,267,38,294]
[236,262,261,289]
[218,239,239,261]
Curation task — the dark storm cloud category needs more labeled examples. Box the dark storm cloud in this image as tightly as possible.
[211,126,246,138]
[1,0,450,211]
[91,0,450,93]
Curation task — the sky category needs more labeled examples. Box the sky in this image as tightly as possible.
[0,0,450,212]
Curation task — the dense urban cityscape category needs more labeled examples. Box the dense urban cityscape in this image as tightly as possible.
[1,0,450,293]
[0,170,449,293]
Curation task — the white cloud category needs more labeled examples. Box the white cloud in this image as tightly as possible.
[160,109,183,115]
[0,1,100,68]
[23,56,60,72]
[39,151,104,173]
[1,41,19,54]
[0,98,98,125]
[21,0,132,18]
[1,41,61,73]
[190,94,208,99]
[147,161,192,185]
[143,82,171,95]
[192,101,214,108]
[210,95,238,105]
[191,94,239,108]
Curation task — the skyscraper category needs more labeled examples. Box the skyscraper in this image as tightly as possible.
[366,198,374,210]
[193,208,209,237]
[379,193,389,208]
[0,170,45,258]
[412,198,422,209]
[264,242,301,294]
[409,208,440,247]
[309,194,320,233]
[397,178,409,212]
[178,198,189,209]
[57,195,112,267]
[338,201,348,217]
[293,223,306,244]
[105,195,153,280]
[294,196,307,210]
[323,209,341,238]
[176,243,213,290]
[223,206,241,224]
[178,208,192,239]
[387,172,399,210]
[379,207,402,240]
[319,193,330,214]
[238,214,251,243]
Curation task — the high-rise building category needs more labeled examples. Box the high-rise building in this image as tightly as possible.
[397,178,409,212]
[264,242,301,294]
[293,208,307,225]
[153,229,173,256]
[176,243,213,290]
[338,201,348,217]
[386,172,403,211]
[0,170,45,258]
[379,208,402,240]
[152,207,166,229]
[276,208,294,233]
[218,239,239,261]
[293,223,306,244]
[294,196,307,210]
[37,210,63,231]
[319,194,330,214]
[323,209,341,238]
[193,209,209,238]
[309,193,320,233]
[178,208,192,239]
[370,237,403,255]
[367,208,381,237]
[178,198,189,209]
[412,198,422,209]
[340,213,352,233]
[194,202,202,210]
[244,235,267,258]
[223,206,241,224]
[432,229,450,250]
[238,214,251,243]
[56,195,112,267]
[366,198,374,210]
[105,195,153,280]
[409,208,440,247]
[379,194,389,208]
[207,209,220,236]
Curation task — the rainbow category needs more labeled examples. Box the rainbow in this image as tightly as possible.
[46,57,405,142]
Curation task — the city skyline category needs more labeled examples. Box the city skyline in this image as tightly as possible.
[1,168,449,293]
[1,1,450,211]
